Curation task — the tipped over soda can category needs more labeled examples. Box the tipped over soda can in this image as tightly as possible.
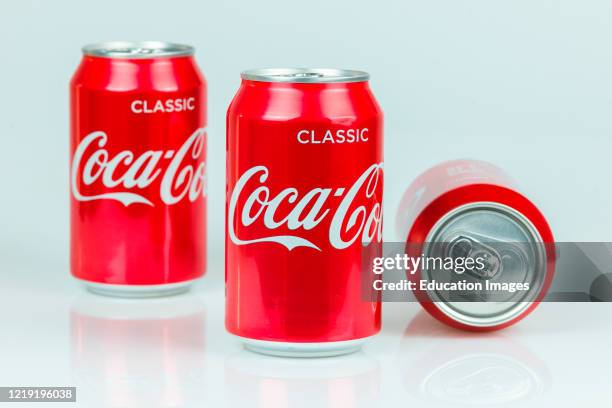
[396,160,555,331]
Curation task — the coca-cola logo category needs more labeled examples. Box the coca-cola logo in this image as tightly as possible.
[71,128,206,206]
[228,163,383,251]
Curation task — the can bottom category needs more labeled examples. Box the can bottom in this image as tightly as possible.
[80,279,198,299]
[237,336,370,358]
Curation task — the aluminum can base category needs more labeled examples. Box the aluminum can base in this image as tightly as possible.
[238,336,370,358]
[80,279,198,299]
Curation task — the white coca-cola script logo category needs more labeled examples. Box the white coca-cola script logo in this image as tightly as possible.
[71,128,206,206]
[228,163,383,251]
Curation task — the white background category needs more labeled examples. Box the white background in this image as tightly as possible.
[0,0,611,407]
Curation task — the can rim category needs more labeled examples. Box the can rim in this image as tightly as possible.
[240,68,370,83]
[421,201,547,328]
[82,41,194,59]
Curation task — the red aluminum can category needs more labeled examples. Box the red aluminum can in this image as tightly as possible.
[70,42,207,297]
[226,68,383,357]
[396,159,555,331]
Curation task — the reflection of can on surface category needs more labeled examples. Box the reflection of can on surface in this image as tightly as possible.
[398,311,550,405]
[70,296,206,408]
[226,68,383,356]
[225,351,380,407]
[396,160,555,331]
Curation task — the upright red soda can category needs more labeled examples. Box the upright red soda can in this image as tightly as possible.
[226,68,383,357]
[70,42,207,297]
[396,160,555,331]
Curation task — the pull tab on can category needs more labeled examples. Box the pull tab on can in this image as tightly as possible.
[447,235,503,279]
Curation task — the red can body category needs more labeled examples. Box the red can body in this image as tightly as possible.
[70,43,207,291]
[226,69,383,346]
[396,160,555,331]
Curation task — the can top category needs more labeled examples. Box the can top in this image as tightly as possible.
[422,202,547,328]
[82,41,194,59]
[240,68,369,83]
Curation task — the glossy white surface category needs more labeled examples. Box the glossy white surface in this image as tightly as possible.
[0,263,610,407]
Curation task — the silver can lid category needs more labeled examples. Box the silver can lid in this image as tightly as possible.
[240,68,369,83]
[82,41,194,58]
[422,202,547,328]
